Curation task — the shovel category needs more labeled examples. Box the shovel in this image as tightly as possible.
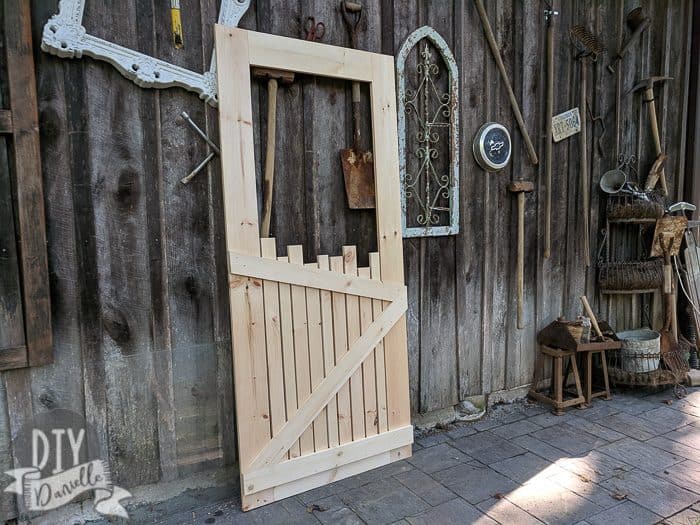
[340,1,375,209]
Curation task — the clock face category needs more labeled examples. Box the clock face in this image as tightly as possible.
[473,123,512,171]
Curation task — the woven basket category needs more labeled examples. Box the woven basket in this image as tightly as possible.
[598,259,663,291]
[606,193,664,220]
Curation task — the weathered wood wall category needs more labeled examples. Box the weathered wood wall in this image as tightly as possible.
[0,0,693,516]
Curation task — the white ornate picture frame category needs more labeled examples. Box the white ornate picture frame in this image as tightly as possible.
[41,0,250,107]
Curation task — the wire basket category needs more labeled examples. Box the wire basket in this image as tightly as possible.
[608,348,689,387]
[598,259,663,291]
[606,193,664,220]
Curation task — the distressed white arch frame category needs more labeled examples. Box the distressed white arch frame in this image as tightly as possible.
[397,26,459,237]
[41,0,250,107]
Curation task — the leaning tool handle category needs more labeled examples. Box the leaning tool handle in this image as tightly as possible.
[643,86,669,196]
[580,296,604,340]
[341,2,363,152]
[261,77,278,238]
[544,9,556,258]
[660,235,676,335]
[351,82,361,151]
[580,60,591,267]
[474,0,538,165]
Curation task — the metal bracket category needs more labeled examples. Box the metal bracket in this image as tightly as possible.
[41,0,250,107]
[180,111,220,184]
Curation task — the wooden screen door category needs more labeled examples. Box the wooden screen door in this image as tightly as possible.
[215,26,412,510]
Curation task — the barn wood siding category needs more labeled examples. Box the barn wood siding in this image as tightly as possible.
[0,1,692,517]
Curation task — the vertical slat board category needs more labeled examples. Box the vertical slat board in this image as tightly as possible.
[261,238,286,438]
[277,255,301,460]
[305,261,328,451]
[369,253,390,433]
[318,255,340,448]
[343,246,366,441]
[330,255,353,444]
[287,245,314,455]
[359,266,379,436]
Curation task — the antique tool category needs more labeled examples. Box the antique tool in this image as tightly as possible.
[570,25,605,268]
[544,6,558,258]
[607,8,650,74]
[340,1,375,209]
[170,0,184,48]
[580,296,604,340]
[474,0,538,165]
[632,76,673,196]
[304,17,326,41]
[253,67,296,236]
[180,111,221,185]
[508,181,534,329]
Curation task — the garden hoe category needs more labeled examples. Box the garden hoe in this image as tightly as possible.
[340,1,375,209]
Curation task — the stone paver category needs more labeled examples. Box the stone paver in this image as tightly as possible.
[477,496,545,525]
[394,468,456,506]
[406,498,496,525]
[131,387,700,525]
[489,452,562,484]
[503,477,604,525]
[585,500,662,525]
[432,462,519,504]
[406,442,470,473]
[599,437,684,473]
[600,468,699,517]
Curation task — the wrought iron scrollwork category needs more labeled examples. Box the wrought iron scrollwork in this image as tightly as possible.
[397,26,459,237]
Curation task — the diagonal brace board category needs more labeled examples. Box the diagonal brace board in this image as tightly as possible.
[243,426,414,495]
[228,251,405,301]
[245,291,408,472]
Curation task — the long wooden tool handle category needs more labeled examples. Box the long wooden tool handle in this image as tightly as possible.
[474,0,538,165]
[580,295,604,339]
[516,193,525,329]
[580,63,590,267]
[646,90,668,196]
[261,77,278,238]
[544,15,554,258]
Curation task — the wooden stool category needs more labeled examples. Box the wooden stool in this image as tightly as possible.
[579,348,611,405]
[529,345,586,415]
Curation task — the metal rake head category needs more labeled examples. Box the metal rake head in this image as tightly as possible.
[570,25,606,60]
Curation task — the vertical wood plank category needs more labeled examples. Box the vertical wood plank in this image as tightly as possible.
[370,54,410,430]
[330,255,353,444]
[215,28,271,505]
[318,255,340,448]
[305,261,328,451]
[369,253,389,433]
[343,246,366,440]
[359,266,379,436]
[278,255,301,459]
[261,238,286,438]
[287,245,314,455]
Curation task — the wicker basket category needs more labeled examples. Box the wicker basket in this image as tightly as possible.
[606,193,664,220]
[598,259,663,291]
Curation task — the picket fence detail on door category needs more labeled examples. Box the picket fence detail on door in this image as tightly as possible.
[215,26,413,510]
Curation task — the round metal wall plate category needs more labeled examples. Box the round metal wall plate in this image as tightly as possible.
[472,123,512,171]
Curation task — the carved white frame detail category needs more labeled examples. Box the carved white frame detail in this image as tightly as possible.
[41,0,251,107]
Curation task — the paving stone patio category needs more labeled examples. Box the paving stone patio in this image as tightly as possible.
[152,387,700,524]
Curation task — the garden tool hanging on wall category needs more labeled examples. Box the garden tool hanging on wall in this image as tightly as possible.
[570,25,605,268]
[340,1,375,209]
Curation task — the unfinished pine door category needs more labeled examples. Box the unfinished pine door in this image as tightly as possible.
[215,27,412,510]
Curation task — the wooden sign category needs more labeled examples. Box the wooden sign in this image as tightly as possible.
[215,27,412,511]
[552,108,581,142]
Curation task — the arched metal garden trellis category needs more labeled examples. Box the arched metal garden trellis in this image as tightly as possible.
[397,26,459,237]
